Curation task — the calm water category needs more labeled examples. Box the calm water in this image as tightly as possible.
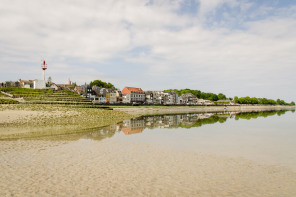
[86,110,296,170]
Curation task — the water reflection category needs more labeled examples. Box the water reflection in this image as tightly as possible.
[3,110,290,141]
[86,110,289,140]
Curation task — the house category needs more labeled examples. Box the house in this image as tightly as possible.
[122,93,131,103]
[197,99,214,105]
[33,79,46,89]
[106,91,117,104]
[19,80,33,88]
[115,90,123,103]
[55,79,74,90]
[145,91,157,104]
[80,84,97,101]
[179,93,198,105]
[98,97,107,103]
[74,86,84,95]
[163,91,180,105]
[122,87,145,104]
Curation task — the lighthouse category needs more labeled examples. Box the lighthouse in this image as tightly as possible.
[34,58,47,89]
[41,59,47,81]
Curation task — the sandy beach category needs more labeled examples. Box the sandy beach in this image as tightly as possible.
[1,139,296,197]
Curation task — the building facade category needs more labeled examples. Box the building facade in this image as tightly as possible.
[122,87,145,104]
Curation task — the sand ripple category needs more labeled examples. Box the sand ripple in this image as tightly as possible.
[1,139,296,196]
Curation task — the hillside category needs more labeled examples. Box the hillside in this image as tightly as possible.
[0,87,91,105]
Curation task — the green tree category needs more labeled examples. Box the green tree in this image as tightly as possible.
[234,96,238,103]
[217,93,226,100]
[90,80,115,89]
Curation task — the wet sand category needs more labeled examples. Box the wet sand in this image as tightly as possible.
[1,139,296,197]
[0,105,134,139]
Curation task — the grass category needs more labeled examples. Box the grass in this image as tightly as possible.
[0,87,91,104]
[0,92,9,97]
[0,99,19,104]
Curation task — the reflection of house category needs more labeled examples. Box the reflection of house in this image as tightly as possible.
[122,128,144,135]
[122,87,145,104]
[122,119,145,135]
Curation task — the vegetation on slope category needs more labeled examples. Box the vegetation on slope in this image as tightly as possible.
[90,80,116,89]
[0,87,91,104]
[0,99,19,104]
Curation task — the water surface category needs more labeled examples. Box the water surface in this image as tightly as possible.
[90,110,296,170]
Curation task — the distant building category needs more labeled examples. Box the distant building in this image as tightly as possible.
[196,99,214,105]
[115,90,123,103]
[122,93,131,103]
[19,80,33,88]
[180,93,198,105]
[33,79,46,89]
[106,92,117,104]
[122,87,145,104]
[74,86,84,95]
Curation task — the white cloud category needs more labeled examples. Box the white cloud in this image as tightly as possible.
[0,0,295,102]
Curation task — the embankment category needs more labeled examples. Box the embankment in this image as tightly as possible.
[113,105,295,115]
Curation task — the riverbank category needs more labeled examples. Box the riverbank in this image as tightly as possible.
[113,105,295,115]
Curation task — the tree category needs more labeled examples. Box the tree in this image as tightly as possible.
[217,93,226,100]
[234,96,238,103]
[90,80,115,89]
[291,101,295,106]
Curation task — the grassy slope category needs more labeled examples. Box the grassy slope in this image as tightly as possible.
[0,87,91,104]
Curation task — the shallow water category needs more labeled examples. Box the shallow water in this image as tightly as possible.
[108,110,296,170]
[1,110,296,196]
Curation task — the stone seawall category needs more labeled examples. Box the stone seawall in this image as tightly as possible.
[113,105,295,115]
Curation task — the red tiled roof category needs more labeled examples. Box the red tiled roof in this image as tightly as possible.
[122,87,144,94]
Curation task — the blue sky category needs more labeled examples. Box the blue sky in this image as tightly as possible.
[0,0,296,102]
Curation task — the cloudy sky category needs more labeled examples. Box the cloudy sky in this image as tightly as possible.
[0,0,295,102]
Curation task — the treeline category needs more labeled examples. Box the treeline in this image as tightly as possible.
[164,89,227,101]
[90,80,115,89]
[234,111,287,120]
[234,96,295,106]
[178,115,228,129]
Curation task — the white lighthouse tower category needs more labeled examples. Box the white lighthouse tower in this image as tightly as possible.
[41,59,47,81]
[34,58,47,89]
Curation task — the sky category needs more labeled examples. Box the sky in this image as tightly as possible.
[0,0,296,102]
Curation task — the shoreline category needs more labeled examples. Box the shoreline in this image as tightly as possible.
[113,105,296,115]
[0,104,294,140]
